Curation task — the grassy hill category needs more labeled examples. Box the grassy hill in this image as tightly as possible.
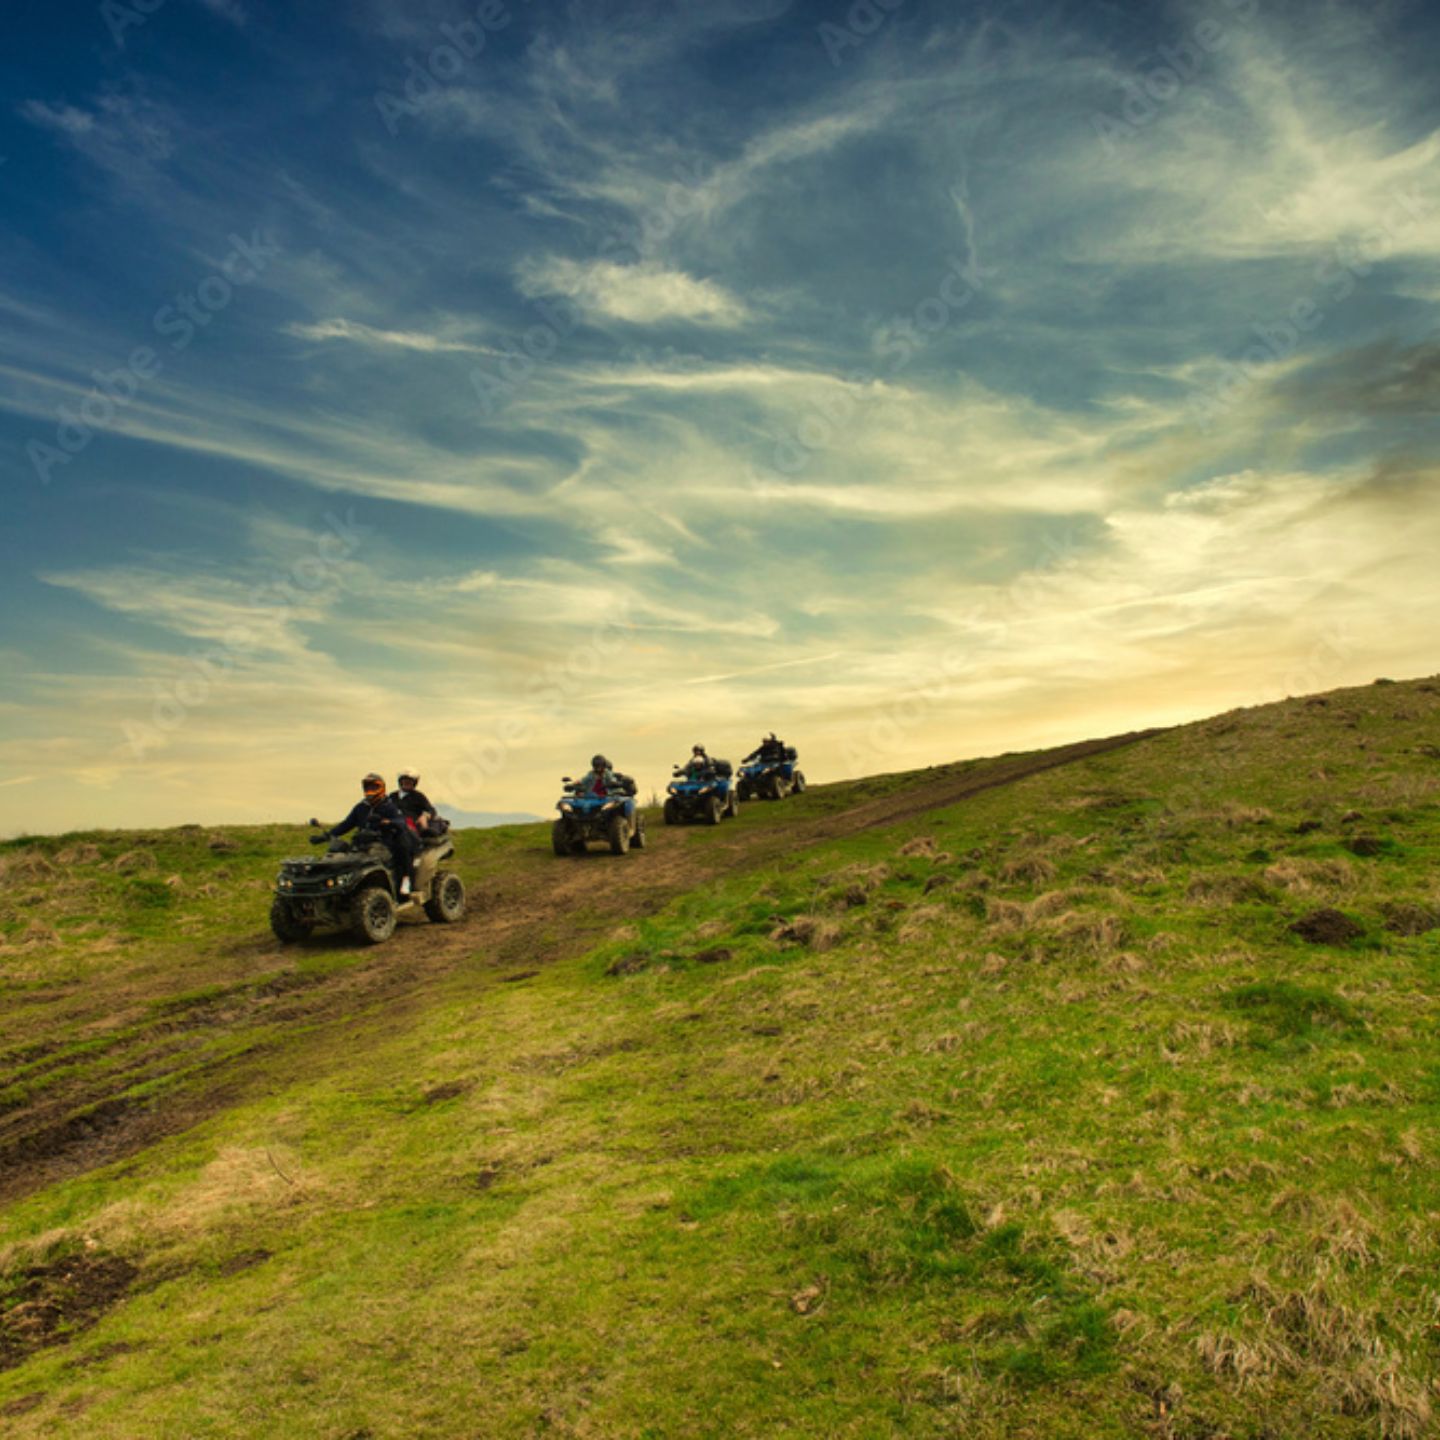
[2,678,1438,1438]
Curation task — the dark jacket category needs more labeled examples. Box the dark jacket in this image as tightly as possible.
[328,797,407,839]
[745,738,787,763]
[390,787,434,823]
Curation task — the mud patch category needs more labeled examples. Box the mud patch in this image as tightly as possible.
[217,1249,271,1278]
[65,1339,143,1369]
[1,1096,140,1170]
[692,947,733,965]
[0,1252,138,1372]
[420,1081,469,1105]
[500,970,539,984]
[1289,908,1365,946]
[605,953,649,976]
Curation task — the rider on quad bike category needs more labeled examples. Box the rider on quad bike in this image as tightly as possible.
[738,734,805,801]
[552,755,646,856]
[314,773,418,896]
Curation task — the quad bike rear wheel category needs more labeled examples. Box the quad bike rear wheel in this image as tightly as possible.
[351,885,398,944]
[632,814,647,850]
[269,897,312,944]
[424,870,466,923]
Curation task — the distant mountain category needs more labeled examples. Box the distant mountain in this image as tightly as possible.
[438,807,544,829]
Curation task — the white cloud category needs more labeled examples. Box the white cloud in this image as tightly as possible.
[516,258,748,326]
[284,318,490,354]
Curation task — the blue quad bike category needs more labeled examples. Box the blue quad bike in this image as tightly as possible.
[737,747,806,802]
[552,777,647,857]
[664,759,739,826]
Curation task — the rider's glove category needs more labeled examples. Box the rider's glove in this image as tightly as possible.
[309,833,328,845]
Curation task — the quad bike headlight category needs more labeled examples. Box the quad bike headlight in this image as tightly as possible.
[666,783,677,794]
[560,801,574,813]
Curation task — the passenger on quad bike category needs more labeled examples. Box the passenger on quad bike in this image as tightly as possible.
[390,767,440,836]
[314,773,419,896]
[682,744,710,778]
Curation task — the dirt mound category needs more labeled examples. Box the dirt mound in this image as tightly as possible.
[898,836,937,858]
[55,844,103,866]
[111,850,157,874]
[1381,903,1440,937]
[18,923,60,949]
[0,1250,138,1371]
[771,915,843,952]
[0,852,54,882]
[1289,908,1365,945]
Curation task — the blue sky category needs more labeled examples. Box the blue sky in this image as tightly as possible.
[2,0,1438,833]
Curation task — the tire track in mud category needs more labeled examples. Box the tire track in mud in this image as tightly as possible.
[0,727,1163,1203]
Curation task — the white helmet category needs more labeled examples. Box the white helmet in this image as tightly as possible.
[399,767,421,783]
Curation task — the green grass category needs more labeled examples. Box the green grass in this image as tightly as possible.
[2,677,1439,1436]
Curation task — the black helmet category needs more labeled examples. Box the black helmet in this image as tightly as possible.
[692,743,706,755]
[592,754,609,770]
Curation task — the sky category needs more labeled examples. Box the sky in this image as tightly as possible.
[1,0,1438,835]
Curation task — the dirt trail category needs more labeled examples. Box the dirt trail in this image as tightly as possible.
[0,728,1161,1204]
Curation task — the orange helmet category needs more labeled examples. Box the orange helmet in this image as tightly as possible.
[362,773,387,804]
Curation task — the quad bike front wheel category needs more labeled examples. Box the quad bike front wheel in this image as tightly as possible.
[663,797,680,826]
[551,819,573,857]
[724,787,739,818]
[608,813,632,855]
[351,885,398,944]
[269,897,312,944]
[768,773,789,801]
[705,795,723,826]
[792,770,806,793]
[424,870,466,923]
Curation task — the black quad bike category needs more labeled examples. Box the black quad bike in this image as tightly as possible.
[552,775,647,857]
[271,823,466,944]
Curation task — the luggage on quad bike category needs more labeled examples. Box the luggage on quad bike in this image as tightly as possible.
[664,758,739,826]
[552,776,647,857]
[738,746,805,802]
[271,826,466,945]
